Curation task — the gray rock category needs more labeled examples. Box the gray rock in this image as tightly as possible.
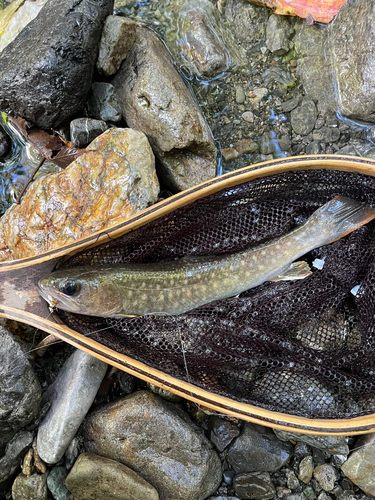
[303,486,316,500]
[227,423,293,473]
[235,139,258,155]
[306,141,322,155]
[341,441,375,496]
[0,431,33,487]
[336,139,375,159]
[65,453,159,500]
[0,0,113,128]
[223,0,268,46]
[37,350,107,464]
[294,24,336,117]
[234,471,276,500]
[299,456,314,484]
[147,383,182,402]
[286,470,301,491]
[83,391,221,500]
[278,134,291,151]
[259,131,278,155]
[70,118,109,149]
[208,416,240,452]
[0,327,41,451]
[12,472,48,500]
[273,430,349,456]
[64,437,79,471]
[177,0,230,79]
[47,467,69,500]
[329,0,375,122]
[0,127,10,159]
[313,465,336,492]
[112,26,216,192]
[242,111,254,122]
[290,97,317,135]
[281,96,300,113]
[236,86,246,104]
[317,493,331,500]
[97,15,137,76]
[312,127,340,143]
[266,14,292,55]
[87,82,122,123]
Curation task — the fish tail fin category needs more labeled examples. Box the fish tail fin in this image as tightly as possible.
[310,196,375,245]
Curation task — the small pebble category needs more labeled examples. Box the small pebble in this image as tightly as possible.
[242,111,254,122]
[299,455,314,484]
[222,147,240,161]
[235,86,246,104]
[313,464,336,492]
[47,467,70,500]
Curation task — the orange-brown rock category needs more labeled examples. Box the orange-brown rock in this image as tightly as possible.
[250,0,348,23]
[0,128,159,261]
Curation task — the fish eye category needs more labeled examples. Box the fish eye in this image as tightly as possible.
[60,280,80,296]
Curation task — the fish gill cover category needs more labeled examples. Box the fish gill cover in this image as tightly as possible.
[57,168,375,419]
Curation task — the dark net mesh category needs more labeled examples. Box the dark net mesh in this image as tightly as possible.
[57,169,375,419]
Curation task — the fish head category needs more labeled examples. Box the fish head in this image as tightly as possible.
[38,268,123,317]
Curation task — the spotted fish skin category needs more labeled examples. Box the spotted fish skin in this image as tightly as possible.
[38,196,375,317]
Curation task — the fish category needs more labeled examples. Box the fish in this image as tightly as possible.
[38,196,375,318]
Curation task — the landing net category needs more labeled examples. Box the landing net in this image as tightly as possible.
[57,169,375,419]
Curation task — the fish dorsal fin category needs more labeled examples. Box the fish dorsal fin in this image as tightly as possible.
[269,261,312,282]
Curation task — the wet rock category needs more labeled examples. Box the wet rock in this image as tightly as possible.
[0,431,33,486]
[64,438,79,471]
[97,15,137,76]
[236,86,246,104]
[306,141,322,155]
[303,485,316,500]
[223,470,236,485]
[37,350,108,464]
[242,111,254,122]
[0,0,113,128]
[12,472,48,500]
[290,97,317,135]
[278,135,291,152]
[223,0,268,46]
[234,471,276,500]
[341,441,375,496]
[235,139,258,155]
[0,128,159,261]
[329,0,375,122]
[222,148,240,161]
[299,456,314,484]
[286,471,301,491]
[0,0,48,53]
[66,453,159,500]
[294,24,336,117]
[176,0,230,79]
[227,423,293,473]
[336,139,375,159]
[87,82,123,123]
[266,14,292,55]
[208,416,240,452]
[313,465,336,492]
[0,126,10,159]
[70,118,109,149]
[281,96,300,113]
[0,327,41,450]
[259,131,278,155]
[147,383,182,402]
[112,26,216,192]
[46,467,69,500]
[83,390,222,500]
[273,430,349,456]
[312,127,340,143]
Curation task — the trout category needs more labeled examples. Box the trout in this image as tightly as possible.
[39,196,375,317]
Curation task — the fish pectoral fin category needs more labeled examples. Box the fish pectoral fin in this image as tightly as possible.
[268,261,312,282]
